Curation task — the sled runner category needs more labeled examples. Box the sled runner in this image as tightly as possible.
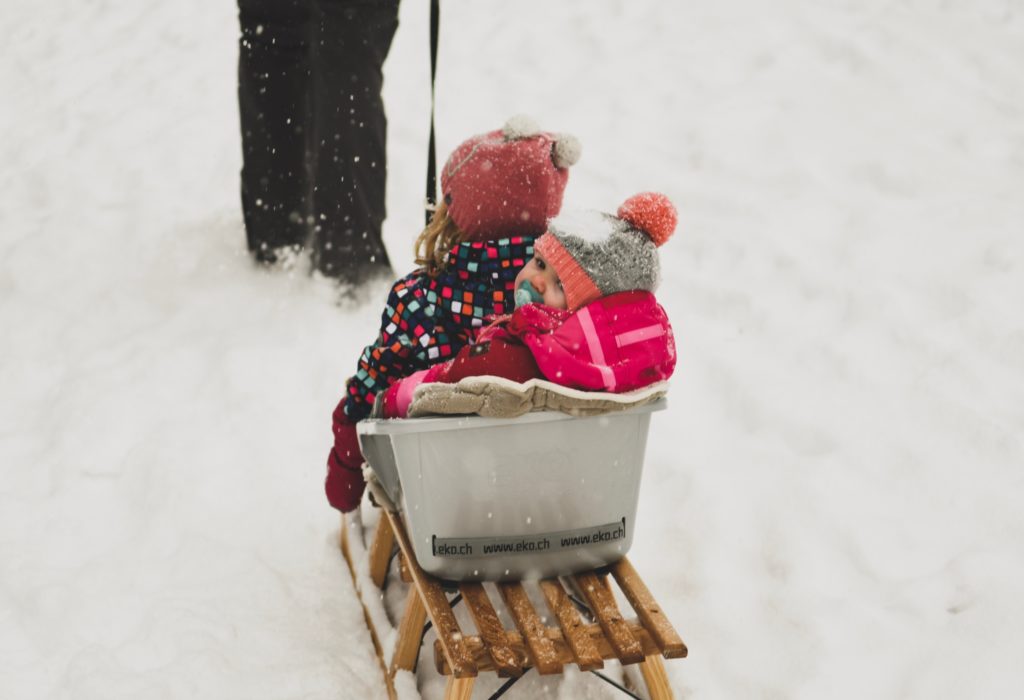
[340,397,686,698]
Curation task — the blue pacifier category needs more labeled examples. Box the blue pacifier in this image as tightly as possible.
[514,280,544,308]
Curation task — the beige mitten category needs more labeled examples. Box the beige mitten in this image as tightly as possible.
[406,382,490,417]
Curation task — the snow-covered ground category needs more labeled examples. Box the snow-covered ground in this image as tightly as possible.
[3,0,1023,698]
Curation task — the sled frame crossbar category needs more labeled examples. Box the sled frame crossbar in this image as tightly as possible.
[341,511,687,700]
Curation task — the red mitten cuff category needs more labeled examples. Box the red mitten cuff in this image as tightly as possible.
[382,367,449,419]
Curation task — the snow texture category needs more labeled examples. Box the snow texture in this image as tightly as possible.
[3,0,1024,699]
[548,210,622,244]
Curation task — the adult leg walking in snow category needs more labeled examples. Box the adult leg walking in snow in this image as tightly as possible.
[308,0,398,283]
[237,0,399,284]
[238,0,312,265]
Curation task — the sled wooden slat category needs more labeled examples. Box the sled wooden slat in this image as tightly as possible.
[384,510,477,679]
[368,512,396,589]
[497,582,562,675]
[398,551,412,583]
[390,587,428,675]
[572,572,645,664]
[434,619,662,675]
[639,653,675,700]
[539,578,604,671]
[444,676,476,700]
[458,583,523,678]
[611,557,688,659]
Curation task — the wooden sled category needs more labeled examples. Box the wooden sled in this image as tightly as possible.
[340,508,687,699]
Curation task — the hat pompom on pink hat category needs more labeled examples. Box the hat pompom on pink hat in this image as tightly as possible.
[440,116,582,240]
[534,192,678,311]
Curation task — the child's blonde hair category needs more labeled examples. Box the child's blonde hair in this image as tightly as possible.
[413,201,470,277]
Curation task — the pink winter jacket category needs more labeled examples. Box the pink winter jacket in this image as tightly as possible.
[512,290,676,393]
[384,290,677,417]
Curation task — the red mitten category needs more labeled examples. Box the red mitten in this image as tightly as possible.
[325,400,366,512]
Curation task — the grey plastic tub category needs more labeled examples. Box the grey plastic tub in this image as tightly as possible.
[357,400,665,581]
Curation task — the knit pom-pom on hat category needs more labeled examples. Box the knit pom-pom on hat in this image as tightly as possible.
[552,134,582,169]
[617,192,677,247]
[501,114,541,140]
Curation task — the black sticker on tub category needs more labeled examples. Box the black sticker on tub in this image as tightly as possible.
[431,518,627,558]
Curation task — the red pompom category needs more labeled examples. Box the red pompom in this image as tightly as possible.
[617,192,677,247]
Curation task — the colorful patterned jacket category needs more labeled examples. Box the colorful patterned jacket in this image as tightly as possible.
[342,235,535,421]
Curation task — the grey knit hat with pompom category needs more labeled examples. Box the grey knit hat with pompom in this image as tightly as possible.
[533,192,678,311]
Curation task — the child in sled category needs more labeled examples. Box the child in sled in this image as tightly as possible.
[326,116,582,511]
[374,192,679,420]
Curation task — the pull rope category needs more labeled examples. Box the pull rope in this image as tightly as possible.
[425,0,440,225]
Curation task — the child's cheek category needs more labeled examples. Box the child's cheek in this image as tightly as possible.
[549,288,568,310]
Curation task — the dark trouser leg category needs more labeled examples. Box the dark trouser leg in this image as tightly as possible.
[238,0,312,262]
[309,0,399,281]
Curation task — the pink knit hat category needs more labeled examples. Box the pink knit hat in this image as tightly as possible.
[440,116,582,240]
[534,192,678,311]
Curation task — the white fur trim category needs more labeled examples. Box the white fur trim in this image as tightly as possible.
[502,114,541,140]
[552,134,582,168]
